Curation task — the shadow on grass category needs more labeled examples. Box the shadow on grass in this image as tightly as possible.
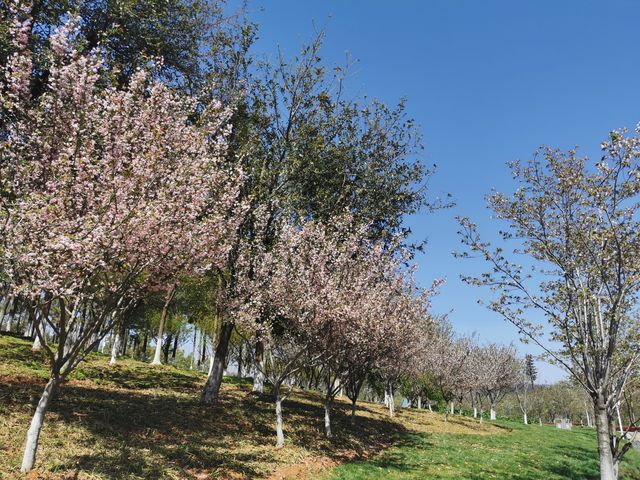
[0,367,407,479]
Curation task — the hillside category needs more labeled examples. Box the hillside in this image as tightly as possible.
[1,334,639,479]
[0,334,499,479]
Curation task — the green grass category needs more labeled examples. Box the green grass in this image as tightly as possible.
[325,419,640,480]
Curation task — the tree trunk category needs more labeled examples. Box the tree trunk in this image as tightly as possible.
[109,330,121,366]
[141,330,148,360]
[151,284,177,365]
[351,398,358,424]
[595,404,617,480]
[201,321,233,404]
[275,392,285,448]
[20,377,58,472]
[473,406,478,418]
[0,296,11,331]
[388,387,395,417]
[162,333,172,364]
[171,331,179,360]
[417,397,422,409]
[121,327,128,357]
[523,412,528,425]
[199,333,207,367]
[616,404,624,436]
[324,399,333,437]
[253,368,265,393]
[32,335,41,352]
[490,405,496,420]
[450,401,455,415]
[237,342,243,377]
[190,327,198,370]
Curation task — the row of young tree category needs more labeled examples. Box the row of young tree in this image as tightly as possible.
[2,2,640,479]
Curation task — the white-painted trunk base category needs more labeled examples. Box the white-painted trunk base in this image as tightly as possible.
[21,378,57,472]
[252,368,265,393]
[275,398,285,448]
[110,333,121,366]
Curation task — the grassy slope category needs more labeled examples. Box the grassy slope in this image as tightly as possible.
[1,334,639,479]
[0,334,497,479]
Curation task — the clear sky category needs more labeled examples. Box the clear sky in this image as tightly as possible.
[246,0,640,382]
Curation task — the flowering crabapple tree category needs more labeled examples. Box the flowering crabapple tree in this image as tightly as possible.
[313,230,433,434]
[237,219,343,447]
[476,343,519,420]
[0,9,239,472]
[423,319,472,422]
[458,129,640,479]
[373,282,434,419]
[343,271,435,423]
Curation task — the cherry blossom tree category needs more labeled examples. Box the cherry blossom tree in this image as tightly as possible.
[0,7,239,471]
[476,343,519,420]
[423,320,472,422]
[458,128,640,479]
[515,354,538,424]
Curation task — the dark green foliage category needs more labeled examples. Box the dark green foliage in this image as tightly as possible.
[1,0,230,91]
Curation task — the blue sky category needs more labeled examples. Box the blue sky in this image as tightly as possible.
[247,1,640,382]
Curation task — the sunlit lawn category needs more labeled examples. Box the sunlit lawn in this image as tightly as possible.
[325,419,640,480]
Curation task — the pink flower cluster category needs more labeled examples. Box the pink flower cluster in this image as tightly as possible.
[0,12,242,311]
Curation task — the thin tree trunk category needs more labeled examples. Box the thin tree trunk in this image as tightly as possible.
[595,403,617,480]
[109,330,122,366]
[32,335,41,352]
[351,398,357,424]
[6,297,18,333]
[171,330,179,360]
[0,296,11,331]
[388,387,395,417]
[473,406,478,418]
[20,377,59,472]
[324,398,333,437]
[450,401,455,415]
[100,332,109,354]
[616,403,624,436]
[151,284,177,365]
[253,367,265,393]
[490,404,497,420]
[201,321,233,404]
[199,333,207,367]
[141,330,148,359]
[275,388,285,448]
[251,341,264,393]
[162,333,172,364]
[237,342,243,378]
[523,412,528,425]
[190,327,198,370]
[121,327,128,357]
